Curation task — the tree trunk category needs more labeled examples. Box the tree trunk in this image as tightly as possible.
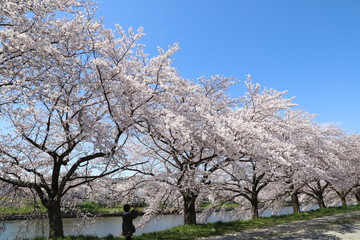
[317,194,326,209]
[314,180,328,209]
[250,197,259,219]
[340,196,347,206]
[291,192,301,213]
[355,190,360,205]
[336,190,347,206]
[182,191,197,225]
[46,200,64,238]
[332,188,348,206]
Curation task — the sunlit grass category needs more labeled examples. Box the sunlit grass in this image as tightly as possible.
[0,199,46,216]
[0,206,43,215]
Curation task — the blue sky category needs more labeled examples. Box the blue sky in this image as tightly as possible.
[97,0,360,133]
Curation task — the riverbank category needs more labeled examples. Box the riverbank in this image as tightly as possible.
[23,204,360,240]
[136,205,360,240]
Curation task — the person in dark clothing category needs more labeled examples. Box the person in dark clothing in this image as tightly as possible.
[122,204,138,240]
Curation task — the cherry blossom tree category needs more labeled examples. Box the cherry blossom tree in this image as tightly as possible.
[217,79,296,162]
[297,126,345,209]
[304,180,331,208]
[2,2,359,238]
[0,0,87,105]
[208,79,297,218]
[326,133,360,206]
[345,134,360,205]
[267,110,323,213]
[216,158,275,219]
[133,75,237,225]
[0,0,182,237]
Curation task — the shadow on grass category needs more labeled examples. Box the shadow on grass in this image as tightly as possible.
[201,215,360,240]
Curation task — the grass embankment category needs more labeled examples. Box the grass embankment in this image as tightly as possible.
[0,201,130,218]
[0,205,46,215]
[26,204,360,240]
[75,201,127,214]
[0,199,47,217]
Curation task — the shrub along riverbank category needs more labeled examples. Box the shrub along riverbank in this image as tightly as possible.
[25,205,360,240]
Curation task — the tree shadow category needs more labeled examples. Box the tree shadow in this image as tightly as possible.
[209,217,360,240]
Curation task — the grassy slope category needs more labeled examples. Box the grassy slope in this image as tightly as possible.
[0,201,125,217]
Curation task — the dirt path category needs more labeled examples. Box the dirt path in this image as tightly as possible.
[199,211,360,240]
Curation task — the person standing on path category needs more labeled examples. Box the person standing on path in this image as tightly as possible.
[122,204,139,240]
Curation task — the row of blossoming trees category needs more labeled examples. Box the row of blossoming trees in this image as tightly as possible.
[120,80,360,224]
[0,0,359,238]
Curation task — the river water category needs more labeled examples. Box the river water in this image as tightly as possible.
[1,207,296,240]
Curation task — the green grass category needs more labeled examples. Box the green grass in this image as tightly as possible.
[75,201,145,215]
[0,206,44,215]
[0,200,47,216]
[25,205,360,240]
[198,201,239,209]
[0,200,125,217]
[76,201,109,214]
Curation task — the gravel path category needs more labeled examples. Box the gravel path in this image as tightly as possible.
[198,211,360,240]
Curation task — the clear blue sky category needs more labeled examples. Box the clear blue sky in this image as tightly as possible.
[97,0,360,133]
